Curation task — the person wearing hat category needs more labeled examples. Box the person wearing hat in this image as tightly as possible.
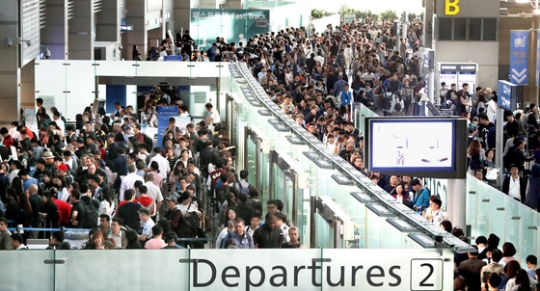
[410,178,430,214]
[164,194,183,237]
[42,150,57,174]
[502,164,527,202]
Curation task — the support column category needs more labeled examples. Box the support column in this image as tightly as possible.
[423,0,433,48]
[447,179,466,231]
[96,0,120,42]
[125,0,147,60]
[41,0,68,60]
[0,0,21,126]
[174,0,199,39]
[68,0,94,60]
[21,60,35,108]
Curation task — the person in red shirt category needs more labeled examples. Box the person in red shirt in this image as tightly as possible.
[0,128,14,149]
[52,196,73,227]
[135,185,155,215]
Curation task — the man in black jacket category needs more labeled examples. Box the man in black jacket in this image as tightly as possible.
[253,213,283,248]
[502,164,527,202]
[503,138,533,172]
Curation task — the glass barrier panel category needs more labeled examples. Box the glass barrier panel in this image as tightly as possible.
[34,60,68,121]
[466,175,479,237]
[65,61,98,121]
[0,249,55,290]
[504,193,522,259]
[474,176,492,239]
[521,207,538,266]
[345,194,368,249]
[488,189,507,241]
[94,60,138,77]
[54,249,189,290]
[316,214,334,248]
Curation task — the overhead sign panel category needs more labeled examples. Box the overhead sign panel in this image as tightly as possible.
[510,30,529,85]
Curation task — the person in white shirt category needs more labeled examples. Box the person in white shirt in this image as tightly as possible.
[119,164,144,202]
[503,164,526,202]
[148,147,170,177]
[205,103,221,127]
[275,212,290,243]
[216,220,235,249]
[423,196,445,227]
[52,112,65,132]
[137,208,155,242]
[10,233,28,250]
[8,122,20,141]
[245,214,261,238]
[143,173,164,218]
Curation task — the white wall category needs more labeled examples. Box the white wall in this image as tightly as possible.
[35,60,231,120]
[434,41,499,89]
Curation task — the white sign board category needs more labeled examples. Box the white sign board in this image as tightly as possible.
[370,120,455,171]
[185,249,452,290]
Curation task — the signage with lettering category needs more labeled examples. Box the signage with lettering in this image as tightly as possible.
[157,106,178,146]
[120,24,133,32]
[185,249,453,290]
[445,0,460,16]
[510,31,530,85]
[190,9,270,50]
[498,80,517,111]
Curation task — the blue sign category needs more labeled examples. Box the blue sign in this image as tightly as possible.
[157,106,178,146]
[164,55,183,62]
[510,31,529,85]
[497,80,517,111]
[119,24,133,32]
[537,32,540,86]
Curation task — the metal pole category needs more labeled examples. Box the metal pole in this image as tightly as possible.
[496,107,505,186]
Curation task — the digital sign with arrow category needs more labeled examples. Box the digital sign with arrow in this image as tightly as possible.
[510,30,529,85]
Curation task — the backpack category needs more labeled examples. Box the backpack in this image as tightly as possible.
[469,155,483,170]
[179,203,200,237]
[82,199,98,229]
[382,92,393,110]
[142,133,154,151]
[216,185,230,204]
[236,181,251,196]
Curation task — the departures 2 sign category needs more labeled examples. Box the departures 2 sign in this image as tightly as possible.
[183,249,453,290]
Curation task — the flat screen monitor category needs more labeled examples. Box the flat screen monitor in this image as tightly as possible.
[365,117,467,179]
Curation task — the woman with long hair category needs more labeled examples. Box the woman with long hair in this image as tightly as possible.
[124,229,141,249]
[40,191,59,229]
[18,193,33,227]
[467,139,485,175]
[51,174,69,202]
[98,189,115,217]
[505,260,523,291]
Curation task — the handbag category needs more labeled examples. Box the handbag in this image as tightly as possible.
[485,168,499,180]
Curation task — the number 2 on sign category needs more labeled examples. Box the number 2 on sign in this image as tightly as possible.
[410,259,443,291]
[419,263,434,287]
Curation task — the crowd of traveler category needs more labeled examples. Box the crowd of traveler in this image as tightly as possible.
[0,14,539,291]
